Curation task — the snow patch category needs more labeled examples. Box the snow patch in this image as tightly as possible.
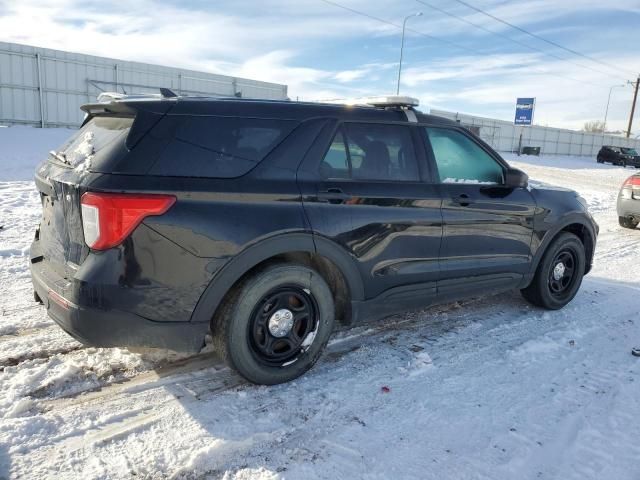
[4,397,35,418]
[73,131,94,174]
[1,132,640,479]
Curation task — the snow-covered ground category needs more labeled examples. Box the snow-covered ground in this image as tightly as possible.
[1,127,639,479]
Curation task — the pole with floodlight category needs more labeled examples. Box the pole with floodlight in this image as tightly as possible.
[396,12,423,95]
[604,84,626,133]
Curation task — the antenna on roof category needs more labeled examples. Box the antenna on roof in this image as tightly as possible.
[160,88,178,98]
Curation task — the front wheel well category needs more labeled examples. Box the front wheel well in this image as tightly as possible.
[559,223,595,274]
[210,252,352,336]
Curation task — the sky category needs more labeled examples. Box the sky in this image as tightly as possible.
[0,0,639,133]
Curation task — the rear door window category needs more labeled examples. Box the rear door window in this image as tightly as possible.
[320,123,420,182]
[150,116,298,177]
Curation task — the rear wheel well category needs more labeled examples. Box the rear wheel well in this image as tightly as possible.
[559,223,594,273]
[210,252,352,335]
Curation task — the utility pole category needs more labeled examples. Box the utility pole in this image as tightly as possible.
[627,76,639,138]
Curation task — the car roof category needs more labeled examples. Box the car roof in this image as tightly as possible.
[113,96,458,126]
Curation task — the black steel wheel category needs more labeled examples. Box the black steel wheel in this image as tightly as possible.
[547,249,578,298]
[213,264,335,385]
[521,232,586,310]
[248,286,318,367]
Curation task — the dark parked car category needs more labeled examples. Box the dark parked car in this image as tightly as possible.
[30,94,598,384]
[618,174,640,229]
[597,146,640,167]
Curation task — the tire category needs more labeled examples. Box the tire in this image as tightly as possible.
[521,232,586,310]
[596,156,603,164]
[619,216,639,229]
[213,263,335,385]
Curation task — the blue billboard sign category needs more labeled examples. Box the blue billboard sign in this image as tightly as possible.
[515,97,535,125]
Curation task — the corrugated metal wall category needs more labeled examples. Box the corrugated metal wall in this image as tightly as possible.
[431,109,640,156]
[0,42,288,128]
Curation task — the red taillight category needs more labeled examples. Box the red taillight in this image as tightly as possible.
[80,192,176,250]
[623,176,640,187]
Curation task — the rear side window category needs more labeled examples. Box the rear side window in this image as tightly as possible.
[424,128,504,184]
[320,123,420,182]
[150,116,298,177]
[54,116,133,170]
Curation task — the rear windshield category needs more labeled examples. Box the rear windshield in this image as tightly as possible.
[149,116,298,177]
[52,116,133,170]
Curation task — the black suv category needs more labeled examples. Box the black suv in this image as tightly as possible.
[30,94,598,384]
[597,146,640,167]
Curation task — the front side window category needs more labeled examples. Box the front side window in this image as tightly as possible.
[424,128,504,184]
[320,123,419,182]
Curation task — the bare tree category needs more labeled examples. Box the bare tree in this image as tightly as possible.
[582,120,606,133]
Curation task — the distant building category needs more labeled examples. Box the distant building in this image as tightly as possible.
[0,41,288,128]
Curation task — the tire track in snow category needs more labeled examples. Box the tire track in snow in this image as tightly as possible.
[0,344,83,371]
[30,297,487,463]
[39,295,479,409]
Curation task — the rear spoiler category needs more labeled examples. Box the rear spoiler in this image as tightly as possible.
[80,101,138,120]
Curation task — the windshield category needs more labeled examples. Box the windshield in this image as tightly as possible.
[621,148,638,155]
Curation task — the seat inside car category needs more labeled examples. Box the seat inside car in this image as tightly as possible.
[355,140,389,179]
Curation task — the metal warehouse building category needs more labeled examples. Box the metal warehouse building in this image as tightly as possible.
[0,41,288,129]
[432,109,640,156]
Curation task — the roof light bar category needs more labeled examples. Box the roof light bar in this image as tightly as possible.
[364,95,420,108]
[319,95,419,109]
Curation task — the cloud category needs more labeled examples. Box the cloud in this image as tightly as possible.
[334,69,371,83]
[408,51,638,131]
[0,0,637,132]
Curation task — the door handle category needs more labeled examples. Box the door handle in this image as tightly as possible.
[452,193,472,207]
[318,188,350,204]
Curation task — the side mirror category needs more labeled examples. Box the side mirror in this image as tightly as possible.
[504,167,528,189]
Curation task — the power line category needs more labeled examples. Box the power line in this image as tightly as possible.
[415,0,629,82]
[318,0,485,56]
[450,0,638,78]
[316,0,610,88]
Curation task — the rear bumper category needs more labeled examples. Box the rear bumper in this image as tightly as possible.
[617,196,640,219]
[30,260,209,352]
